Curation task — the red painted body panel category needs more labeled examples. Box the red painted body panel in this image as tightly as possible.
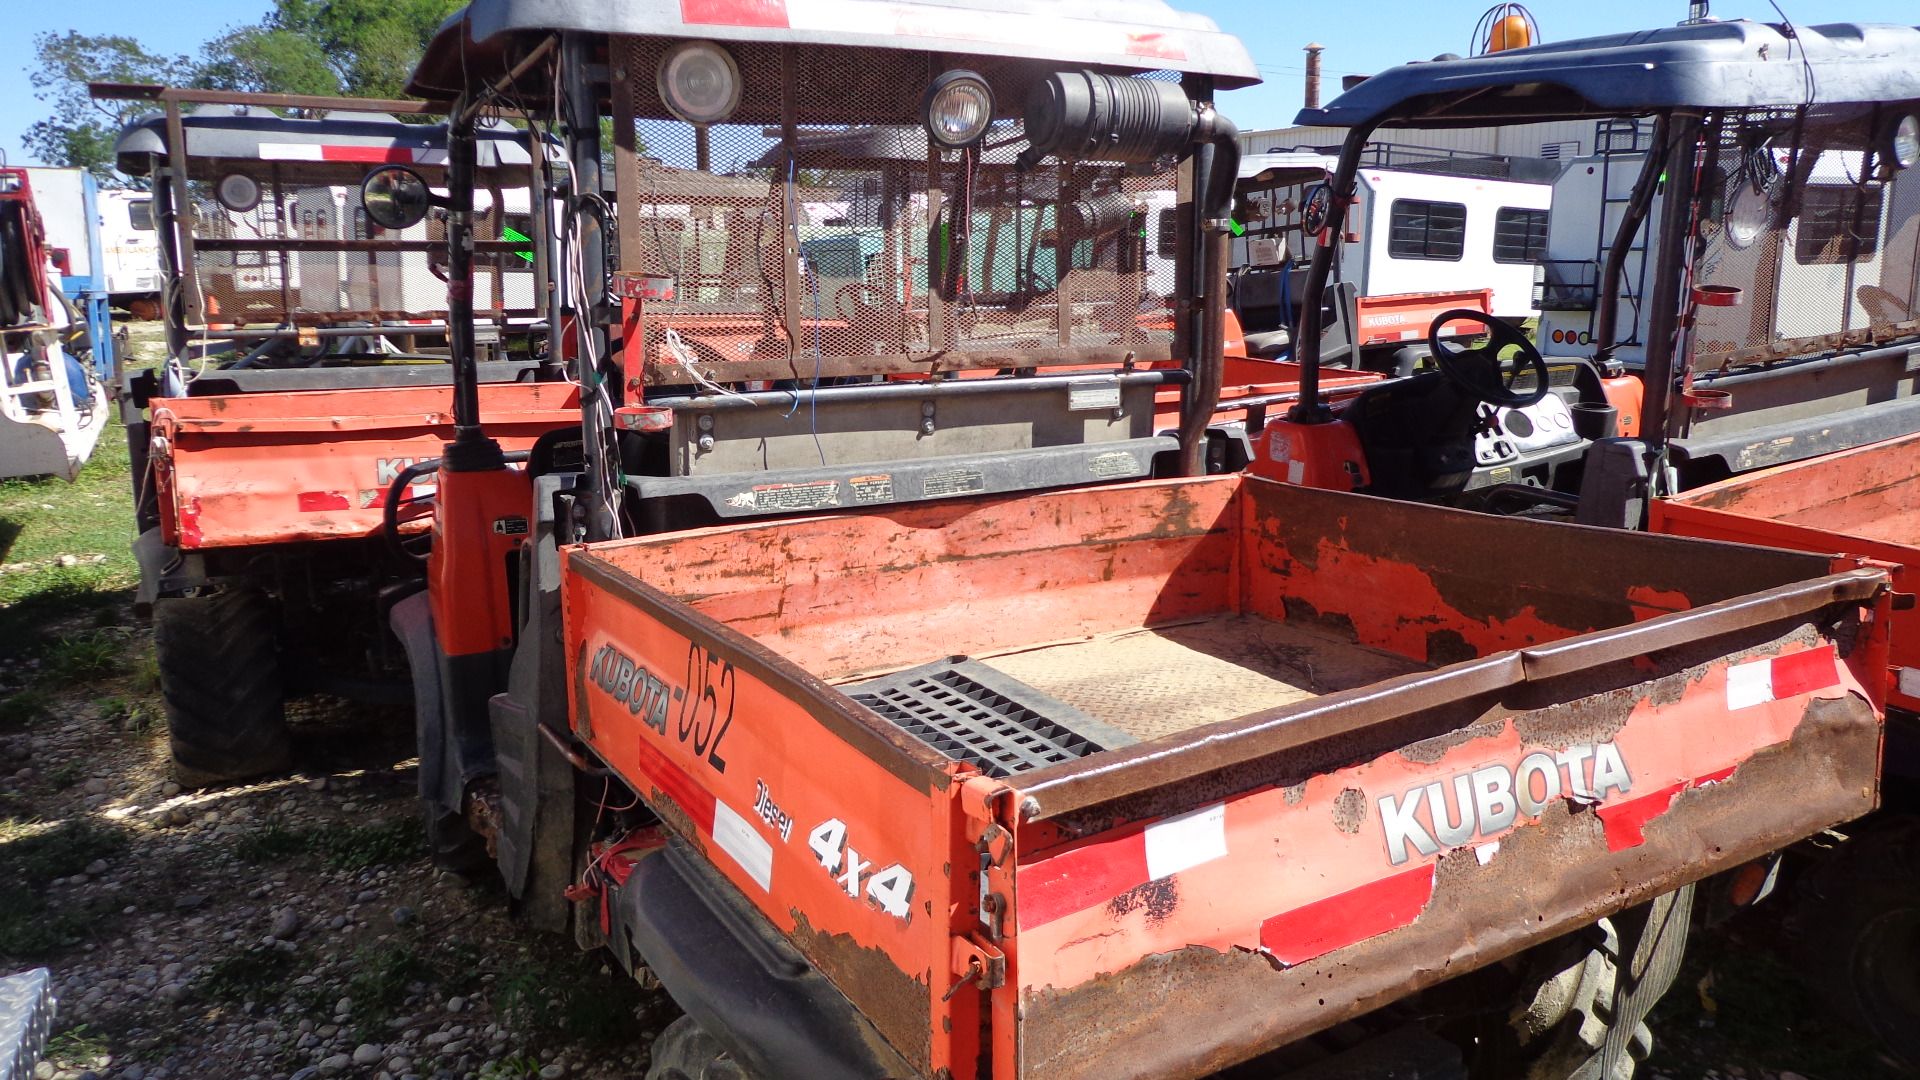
[149,382,578,549]
[1654,429,1920,712]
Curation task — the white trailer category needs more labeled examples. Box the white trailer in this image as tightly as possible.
[97,189,162,312]
[1232,152,1556,323]
[1540,139,1920,370]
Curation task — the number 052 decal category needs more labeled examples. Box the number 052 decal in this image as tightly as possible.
[807,818,915,921]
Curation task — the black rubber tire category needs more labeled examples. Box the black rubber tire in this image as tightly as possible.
[1462,885,1694,1080]
[426,804,494,879]
[153,588,291,787]
[1798,816,1920,1070]
[646,1015,752,1080]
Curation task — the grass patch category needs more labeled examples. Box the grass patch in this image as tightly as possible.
[347,941,438,1024]
[0,403,137,659]
[95,692,158,734]
[493,947,655,1046]
[42,1024,111,1070]
[0,687,51,732]
[199,942,298,1004]
[45,627,138,681]
[0,819,130,960]
[478,1057,542,1080]
[234,818,422,871]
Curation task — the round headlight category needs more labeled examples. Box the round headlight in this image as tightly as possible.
[923,70,993,149]
[1887,113,1920,171]
[658,41,741,126]
[216,173,262,213]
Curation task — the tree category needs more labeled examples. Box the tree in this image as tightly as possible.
[259,0,463,100]
[25,0,462,181]
[24,32,195,183]
[197,27,340,97]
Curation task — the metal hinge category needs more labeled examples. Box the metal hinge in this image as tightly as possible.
[944,936,1007,1000]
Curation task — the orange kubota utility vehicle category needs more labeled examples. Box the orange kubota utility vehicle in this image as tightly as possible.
[100,87,581,785]
[1243,20,1920,1068]
[363,2,1896,1076]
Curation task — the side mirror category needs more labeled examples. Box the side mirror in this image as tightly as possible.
[360,166,435,230]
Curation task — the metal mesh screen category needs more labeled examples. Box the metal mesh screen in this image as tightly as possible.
[1691,111,1920,365]
[615,38,1181,386]
[181,168,537,329]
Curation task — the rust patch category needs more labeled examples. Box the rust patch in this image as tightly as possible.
[1396,716,1508,765]
[1425,629,1477,668]
[1107,877,1180,923]
[1331,787,1367,834]
[787,909,934,1073]
[1282,782,1306,806]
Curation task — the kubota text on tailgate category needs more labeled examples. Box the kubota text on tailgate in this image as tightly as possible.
[588,640,735,772]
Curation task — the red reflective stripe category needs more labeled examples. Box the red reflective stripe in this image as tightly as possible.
[1258,864,1435,966]
[1596,780,1685,851]
[316,146,423,164]
[1772,646,1839,699]
[1019,832,1151,930]
[681,0,790,27]
[622,720,717,833]
[296,491,350,511]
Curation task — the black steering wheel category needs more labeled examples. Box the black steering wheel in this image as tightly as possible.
[1426,309,1550,408]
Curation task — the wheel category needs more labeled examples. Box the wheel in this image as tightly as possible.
[1799,816,1920,1069]
[1459,885,1694,1080]
[153,588,290,787]
[426,803,494,878]
[647,1015,752,1080]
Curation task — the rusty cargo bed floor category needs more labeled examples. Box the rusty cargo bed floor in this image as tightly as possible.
[970,615,1430,742]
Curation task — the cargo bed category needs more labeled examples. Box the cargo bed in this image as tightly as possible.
[1655,428,1920,713]
[562,475,1891,1079]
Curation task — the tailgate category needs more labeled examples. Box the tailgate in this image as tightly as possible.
[151,381,578,548]
[994,497,1890,1079]
[1654,430,1920,712]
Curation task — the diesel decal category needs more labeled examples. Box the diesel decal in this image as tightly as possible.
[588,642,674,736]
[752,780,794,842]
[1379,742,1633,866]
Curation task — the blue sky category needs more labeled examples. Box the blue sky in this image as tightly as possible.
[4,0,1916,166]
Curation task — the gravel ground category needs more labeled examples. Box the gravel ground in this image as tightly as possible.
[1,644,676,1080]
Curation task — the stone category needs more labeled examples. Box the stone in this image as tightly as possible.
[269,908,302,940]
[316,1055,352,1076]
[540,1065,565,1080]
[391,906,417,927]
[171,894,206,912]
[83,859,108,876]
[385,1058,412,1075]
[352,1044,385,1067]
[445,996,466,1013]
[160,781,181,797]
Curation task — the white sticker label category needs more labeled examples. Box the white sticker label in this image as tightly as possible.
[712,800,774,891]
[1143,802,1229,880]
[1898,667,1920,699]
[1068,381,1123,411]
[1725,659,1774,711]
[1286,459,1306,485]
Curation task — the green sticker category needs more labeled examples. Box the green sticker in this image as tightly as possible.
[503,225,535,264]
[1229,219,1246,237]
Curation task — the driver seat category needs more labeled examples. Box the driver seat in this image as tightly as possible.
[1342,372,1484,500]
